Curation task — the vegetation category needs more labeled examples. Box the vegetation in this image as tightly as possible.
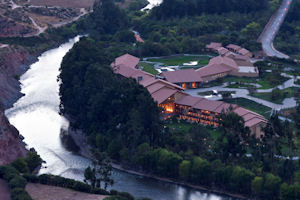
[274,0,300,57]
[0,152,42,200]
[222,98,272,118]
[84,152,114,190]
[251,87,300,104]
[139,62,158,75]
[147,55,210,66]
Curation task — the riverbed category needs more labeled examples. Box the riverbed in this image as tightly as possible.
[5,37,237,200]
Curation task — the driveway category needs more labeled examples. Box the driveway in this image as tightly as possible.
[258,0,292,58]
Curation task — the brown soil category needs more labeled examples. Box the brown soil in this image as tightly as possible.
[26,183,107,200]
[0,179,11,200]
[29,0,95,8]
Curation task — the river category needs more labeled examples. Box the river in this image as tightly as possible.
[5,37,237,200]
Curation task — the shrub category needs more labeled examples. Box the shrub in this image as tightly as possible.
[0,165,19,181]
[8,176,27,189]
[11,158,29,173]
[10,188,32,200]
[23,173,39,183]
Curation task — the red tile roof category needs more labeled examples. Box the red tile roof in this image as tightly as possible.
[151,87,178,104]
[217,47,230,55]
[175,95,204,106]
[209,56,238,69]
[226,44,242,51]
[114,54,140,69]
[161,69,203,83]
[196,64,233,78]
[238,48,251,56]
[206,42,222,50]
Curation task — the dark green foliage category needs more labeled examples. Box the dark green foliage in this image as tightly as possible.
[81,0,128,36]
[59,37,162,155]
[0,165,19,181]
[10,188,32,200]
[11,158,29,173]
[8,176,27,189]
[151,0,269,20]
[24,152,42,173]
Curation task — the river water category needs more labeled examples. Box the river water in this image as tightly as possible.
[5,37,236,200]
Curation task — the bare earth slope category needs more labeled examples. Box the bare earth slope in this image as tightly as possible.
[26,183,106,200]
[0,105,27,165]
[0,179,11,200]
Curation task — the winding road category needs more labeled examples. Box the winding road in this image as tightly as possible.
[258,0,292,59]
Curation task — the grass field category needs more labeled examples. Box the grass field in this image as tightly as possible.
[251,87,299,104]
[165,120,222,141]
[147,55,210,66]
[139,62,158,75]
[222,98,272,118]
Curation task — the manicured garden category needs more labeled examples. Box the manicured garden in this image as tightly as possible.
[139,62,158,75]
[251,87,300,104]
[147,55,210,67]
[222,97,272,118]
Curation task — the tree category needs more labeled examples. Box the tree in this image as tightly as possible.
[84,152,114,190]
[11,158,29,173]
[178,160,191,180]
[241,22,261,39]
[24,151,42,173]
[252,176,263,196]
[190,156,212,185]
[263,173,282,199]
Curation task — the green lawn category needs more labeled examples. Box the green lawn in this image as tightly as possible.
[147,55,210,66]
[139,62,158,75]
[165,120,222,141]
[251,87,299,104]
[221,98,272,118]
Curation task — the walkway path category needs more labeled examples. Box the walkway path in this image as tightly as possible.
[258,0,292,59]
[185,74,300,111]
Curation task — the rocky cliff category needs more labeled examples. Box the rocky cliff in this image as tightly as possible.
[0,104,27,165]
[0,46,35,165]
[0,45,36,108]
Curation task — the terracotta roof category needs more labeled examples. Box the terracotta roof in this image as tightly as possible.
[238,48,251,56]
[113,64,137,77]
[217,47,230,55]
[141,78,184,91]
[175,95,204,106]
[161,69,203,83]
[209,56,239,69]
[245,118,266,128]
[227,54,249,61]
[133,31,144,43]
[206,42,222,50]
[146,82,166,94]
[114,54,140,69]
[151,87,178,104]
[196,64,233,78]
[226,44,242,51]
[130,70,154,82]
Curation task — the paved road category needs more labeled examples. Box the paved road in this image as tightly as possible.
[258,0,292,59]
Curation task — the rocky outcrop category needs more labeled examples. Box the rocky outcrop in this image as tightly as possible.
[0,104,27,165]
[0,46,36,108]
[0,46,33,165]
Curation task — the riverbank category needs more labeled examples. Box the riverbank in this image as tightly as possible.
[67,126,248,200]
